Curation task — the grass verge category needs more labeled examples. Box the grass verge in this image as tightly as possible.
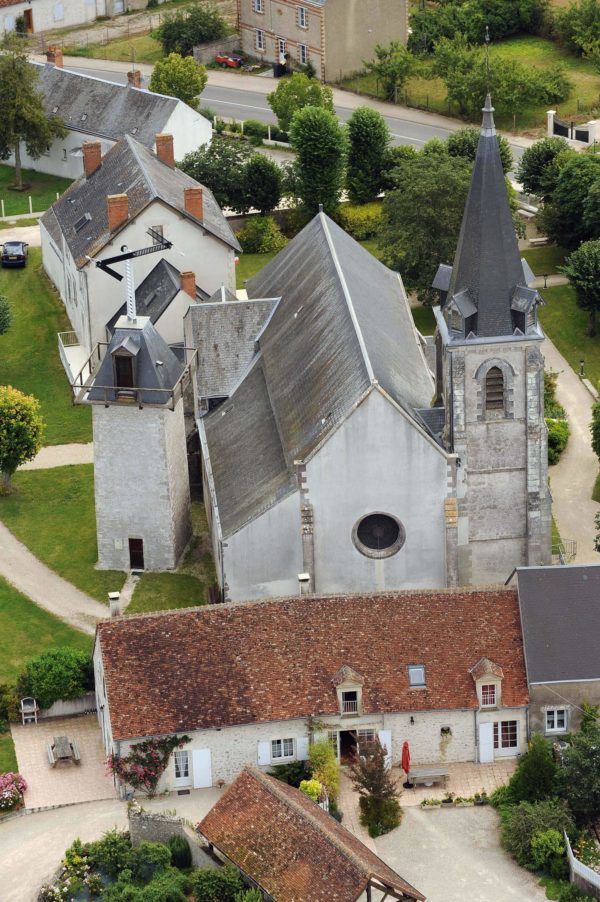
[0,575,91,684]
[65,33,164,64]
[592,473,600,503]
[0,733,18,773]
[0,248,92,445]
[0,466,124,603]
[521,245,567,276]
[0,217,39,230]
[0,164,71,217]
[539,284,600,390]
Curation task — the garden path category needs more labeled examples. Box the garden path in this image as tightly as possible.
[20,442,93,470]
[544,336,600,563]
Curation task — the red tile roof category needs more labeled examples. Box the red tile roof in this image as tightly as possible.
[97,588,527,740]
[198,767,426,902]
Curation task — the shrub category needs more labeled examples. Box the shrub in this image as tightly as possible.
[500,799,574,868]
[88,828,132,878]
[489,783,513,808]
[129,841,171,883]
[309,738,340,801]
[0,772,27,810]
[0,295,11,335]
[346,107,390,203]
[547,418,570,465]
[267,73,334,133]
[336,202,382,241]
[299,778,322,801]
[193,865,244,901]
[0,683,20,724]
[20,647,91,710]
[359,796,402,837]
[243,119,269,139]
[270,127,289,143]
[557,726,600,820]
[138,866,190,901]
[236,890,263,902]
[156,6,228,57]
[168,834,192,870]
[270,759,312,787]
[507,734,557,803]
[530,828,566,871]
[556,882,596,902]
[580,701,599,734]
[244,154,282,214]
[545,370,566,420]
[237,216,287,254]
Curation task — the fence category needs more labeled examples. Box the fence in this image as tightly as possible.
[551,539,577,565]
[548,109,600,147]
[38,692,97,721]
[565,832,600,900]
[31,12,165,53]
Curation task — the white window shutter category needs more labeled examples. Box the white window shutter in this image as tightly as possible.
[378,730,392,769]
[296,736,310,760]
[257,740,271,766]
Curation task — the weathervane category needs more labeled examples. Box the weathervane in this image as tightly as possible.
[484,24,491,92]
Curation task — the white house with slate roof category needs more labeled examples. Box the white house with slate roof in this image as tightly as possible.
[194,96,551,601]
[41,133,240,380]
[6,57,210,180]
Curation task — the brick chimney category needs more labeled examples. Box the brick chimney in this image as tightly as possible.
[82,141,102,179]
[184,187,203,222]
[127,69,142,89]
[180,271,196,299]
[155,133,175,168]
[46,46,63,68]
[106,194,129,232]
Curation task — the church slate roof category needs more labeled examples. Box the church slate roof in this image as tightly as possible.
[445,95,532,338]
[198,768,426,902]
[95,586,528,740]
[32,62,178,147]
[186,298,278,399]
[40,134,240,268]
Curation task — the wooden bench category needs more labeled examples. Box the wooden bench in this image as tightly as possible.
[47,744,57,768]
[408,766,449,787]
[71,740,81,765]
[529,237,549,247]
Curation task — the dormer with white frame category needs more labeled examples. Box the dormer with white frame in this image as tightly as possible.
[470,657,504,710]
[332,665,364,717]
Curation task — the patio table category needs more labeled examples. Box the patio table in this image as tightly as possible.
[53,735,73,761]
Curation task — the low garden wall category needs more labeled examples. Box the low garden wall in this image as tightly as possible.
[193,36,240,65]
[128,805,216,870]
[565,832,600,900]
[38,692,96,720]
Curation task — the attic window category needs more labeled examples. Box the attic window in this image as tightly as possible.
[131,127,138,135]
[81,113,87,121]
[74,213,92,233]
[353,512,405,559]
[52,105,59,113]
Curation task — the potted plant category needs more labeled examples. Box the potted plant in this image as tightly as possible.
[474,790,488,806]
[420,797,441,809]
[441,791,455,807]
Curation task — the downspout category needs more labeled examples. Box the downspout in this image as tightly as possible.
[473,708,478,763]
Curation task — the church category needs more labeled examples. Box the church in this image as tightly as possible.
[192,95,551,601]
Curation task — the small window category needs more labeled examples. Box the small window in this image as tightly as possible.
[255,28,265,51]
[253,0,264,11]
[271,738,294,760]
[357,729,376,743]
[408,665,426,687]
[353,512,405,559]
[174,750,189,779]
[481,684,496,707]
[341,690,359,714]
[546,708,567,733]
[297,6,308,28]
[299,43,309,65]
[74,212,91,233]
[485,366,504,412]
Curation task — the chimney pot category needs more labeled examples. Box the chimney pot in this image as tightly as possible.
[107,194,129,232]
[108,592,121,618]
[155,133,175,168]
[180,271,196,299]
[184,186,203,222]
[127,69,142,89]
[82,141,102,179]
[46,46,64,68]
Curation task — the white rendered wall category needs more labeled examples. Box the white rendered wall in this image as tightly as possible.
[1,0,106,36]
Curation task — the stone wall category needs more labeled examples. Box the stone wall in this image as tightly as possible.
[193,35,240,65]
[128,806,216,869]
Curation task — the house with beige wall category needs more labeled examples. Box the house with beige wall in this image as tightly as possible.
[94,587,529,796]
[237,0,409,82]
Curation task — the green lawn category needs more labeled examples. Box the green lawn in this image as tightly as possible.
[521,246,568,277]
[0,164,71,217]
[592,473,600,503]
[236,251,277,289]
[0,466,124,603]
[0,733,17,773]
[0,248,92,445]
[0,575,91,684]
[539,284,600,390]
[65,33,164,64]
[0,217,39,231]
[341,35,600,134]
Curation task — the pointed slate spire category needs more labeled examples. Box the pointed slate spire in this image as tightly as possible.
[446,94,524,338]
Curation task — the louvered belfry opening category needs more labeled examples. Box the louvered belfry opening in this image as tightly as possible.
[485,367,504,411]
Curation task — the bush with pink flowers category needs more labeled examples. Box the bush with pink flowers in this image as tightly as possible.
[0,772,27,811]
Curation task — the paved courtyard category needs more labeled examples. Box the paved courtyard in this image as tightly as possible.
[399,759,517,806]
[11,715,115,808]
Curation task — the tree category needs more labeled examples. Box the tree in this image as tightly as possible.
[349,738,401,837]
[557,726,600,821]
[516,136,574,200]
[193,865,244,902]
[546,155,600,249]
[21,647,91,709]
[0,37,67,189]
[580,701,600,733]
[506,734,557,803]
[244,153,282,214]
[561,239,600,336]
[289,107,347,216]
[180,137,252,211]
[554,0,600,56]
[0,385,44,491]
[346,107,391,203]
[0,295,11,335]
[156,5,228,57]
[379,151,472,302]
[267,73,334,133]
[149,53,207,111]
[447,126,513,174]
[363,42,416,103]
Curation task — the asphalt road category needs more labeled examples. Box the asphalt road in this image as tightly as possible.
[67,62,525,160]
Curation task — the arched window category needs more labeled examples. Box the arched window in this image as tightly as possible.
[485,367,504,412]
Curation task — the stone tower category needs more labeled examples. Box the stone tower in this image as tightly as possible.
[434,95,551,585]
[84,315,192,571]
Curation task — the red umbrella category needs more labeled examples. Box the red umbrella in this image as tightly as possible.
[402,741,413,788]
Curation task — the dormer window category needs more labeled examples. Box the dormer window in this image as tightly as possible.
[342,690,358,714]
[333,665,364,717]
[114,353,134,389]
[470,657,503,709]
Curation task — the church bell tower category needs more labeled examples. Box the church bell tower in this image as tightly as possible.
[434,95,551,585]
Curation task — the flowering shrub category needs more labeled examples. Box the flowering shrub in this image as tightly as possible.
[0,772,27,810]
[39,837,103,900]
[107,735,190,796]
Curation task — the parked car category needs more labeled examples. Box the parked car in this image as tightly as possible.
[214,53,244,68]
[1,240,28,268]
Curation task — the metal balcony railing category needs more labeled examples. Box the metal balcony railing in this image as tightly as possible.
[342,699,358,714]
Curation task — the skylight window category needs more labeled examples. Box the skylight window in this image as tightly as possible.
[74,213,92,233]
[131,127,138,135]
[81,113,87,121]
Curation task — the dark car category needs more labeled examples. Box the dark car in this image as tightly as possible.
[214,53,244,68]
[1,240,28,268]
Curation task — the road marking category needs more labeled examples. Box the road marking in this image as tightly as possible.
[204,97,272,113]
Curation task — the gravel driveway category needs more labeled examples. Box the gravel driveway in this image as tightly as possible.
[375,806,547,902]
